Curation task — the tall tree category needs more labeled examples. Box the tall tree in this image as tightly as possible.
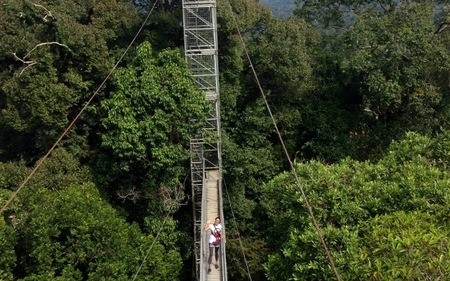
[291,1,450,161]
[0,0,139,163]
[97,41,209,219]
[17,184,140,280]
[339,2,450,157]
[260,130,450,280]
[0,149,183,280]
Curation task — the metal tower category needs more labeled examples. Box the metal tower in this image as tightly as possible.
[182,0,226,280]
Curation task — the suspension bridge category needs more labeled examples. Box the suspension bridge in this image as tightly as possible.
[182,0,227,280]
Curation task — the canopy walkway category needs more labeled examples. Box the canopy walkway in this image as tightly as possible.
[182,1,227,280]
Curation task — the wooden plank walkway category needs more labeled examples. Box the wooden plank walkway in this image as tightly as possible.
[204,169,221,281]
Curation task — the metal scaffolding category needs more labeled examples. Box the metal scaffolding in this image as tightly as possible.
[182,0,226,280]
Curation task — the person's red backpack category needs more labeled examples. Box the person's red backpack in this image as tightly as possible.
[212,226,221,245]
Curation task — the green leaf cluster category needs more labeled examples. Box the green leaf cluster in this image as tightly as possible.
[0,149,182,280]
[97,41,210,217]
[260,131,450,280]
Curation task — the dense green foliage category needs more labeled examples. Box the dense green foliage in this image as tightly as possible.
[97,41,209,220]
[261,131,450,280]
[0,0,449,280]
[1,149,181,280]
[0,0,139,163]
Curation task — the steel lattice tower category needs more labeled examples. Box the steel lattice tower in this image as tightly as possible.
[182,0,226,280]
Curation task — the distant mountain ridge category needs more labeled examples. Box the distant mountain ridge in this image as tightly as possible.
[259,0,296,18]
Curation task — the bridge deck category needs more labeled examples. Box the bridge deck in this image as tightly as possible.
[204,169,222,281]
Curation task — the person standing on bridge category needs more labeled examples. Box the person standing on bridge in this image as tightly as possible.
[204,217,222,272]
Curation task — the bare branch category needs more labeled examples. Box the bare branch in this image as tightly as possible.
[11,52,38,75]
[378,2,389,13]
[24,42,71,59]
[117,187,142,203]
[431,21,449,42]
[11,52,34,65]
[12,42,71,75]
[161,184,186,210]
[31,3,54,22]
[20,62,38,75]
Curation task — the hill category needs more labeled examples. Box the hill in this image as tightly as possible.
[259,0,295,18]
